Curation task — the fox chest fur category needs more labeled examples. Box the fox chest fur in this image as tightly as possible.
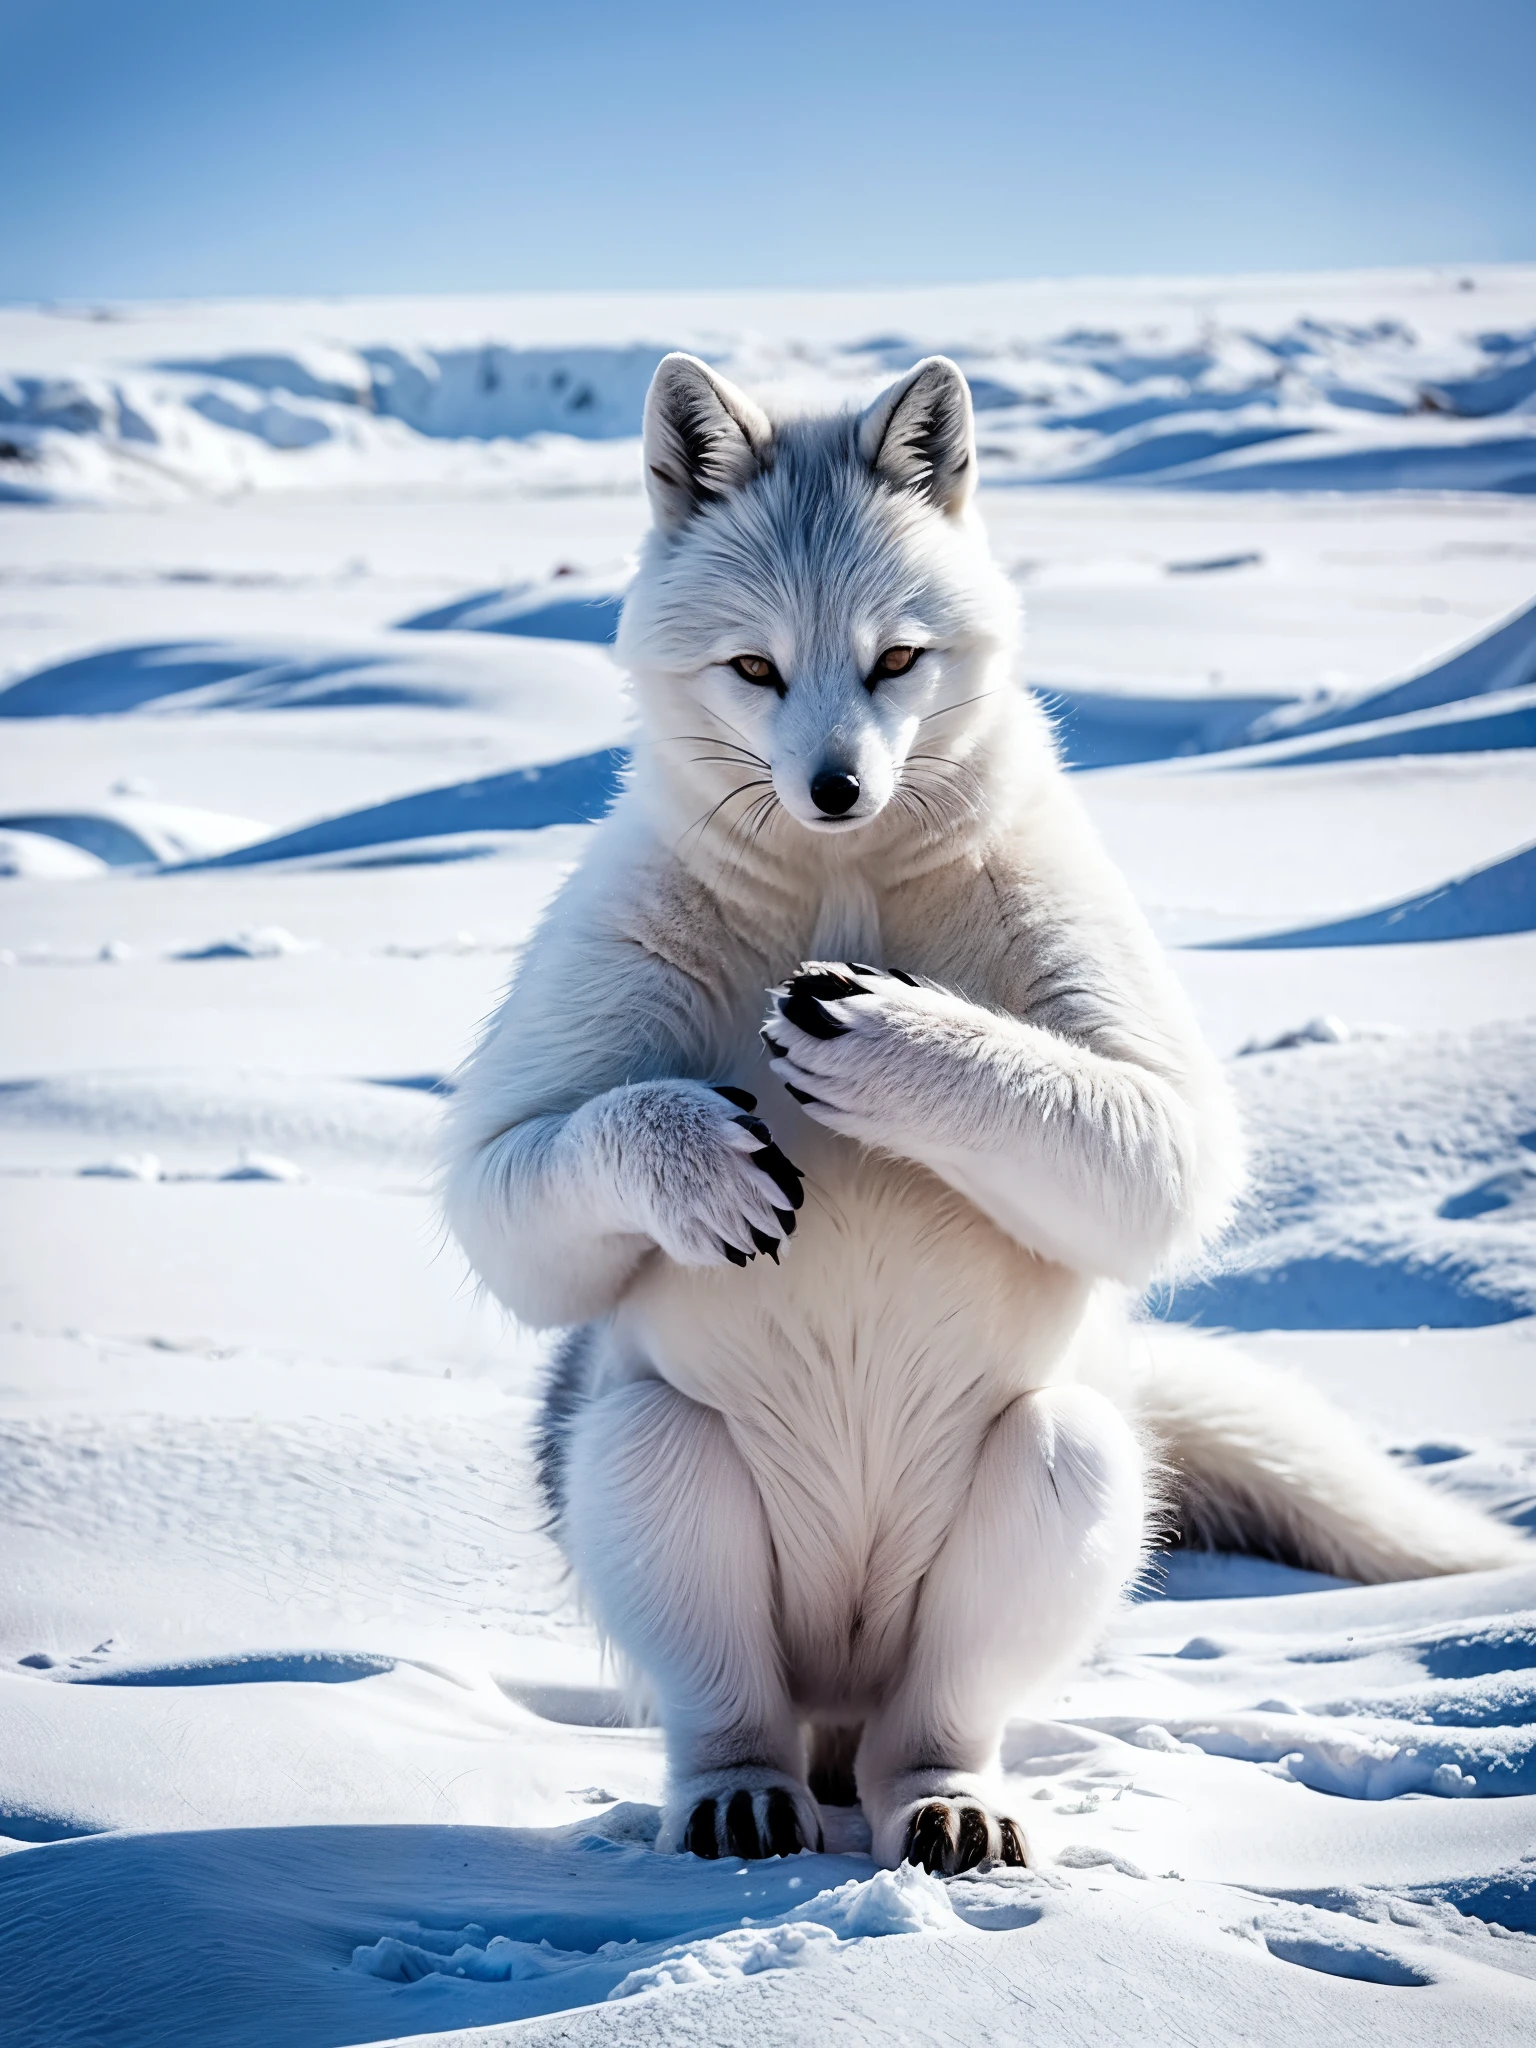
[591,853,1094,1708]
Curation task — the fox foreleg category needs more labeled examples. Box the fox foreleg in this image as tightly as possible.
[763,962,1204,1283]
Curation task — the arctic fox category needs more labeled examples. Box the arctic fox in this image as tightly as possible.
[444,352,1520,1872]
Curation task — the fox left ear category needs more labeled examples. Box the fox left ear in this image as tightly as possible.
[857,356,976,515]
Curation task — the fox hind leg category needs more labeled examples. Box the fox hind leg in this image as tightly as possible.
[563,1376,823,1857]
[857,1384,1145,1872]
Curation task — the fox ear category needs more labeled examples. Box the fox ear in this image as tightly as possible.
[857,356,976,515]
[642,353,772,534]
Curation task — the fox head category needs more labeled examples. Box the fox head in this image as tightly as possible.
[617,353,1024,873]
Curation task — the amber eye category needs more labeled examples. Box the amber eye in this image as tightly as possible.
[867,645,921,688]
[729,653,784,693]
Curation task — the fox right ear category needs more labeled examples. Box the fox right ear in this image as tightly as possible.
[642,353,771,534]
[858,356,976,515]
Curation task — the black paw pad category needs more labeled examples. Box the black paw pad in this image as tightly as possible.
[904,1801,957,1875]
[684,1798,719,1858]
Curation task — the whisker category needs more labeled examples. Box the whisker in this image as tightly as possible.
[655,731,771,770]
[675,776,775,854]
[916,689,998,728]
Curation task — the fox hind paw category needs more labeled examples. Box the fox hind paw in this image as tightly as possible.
[902,1797,1029,1875]
[669,1774,824,1859]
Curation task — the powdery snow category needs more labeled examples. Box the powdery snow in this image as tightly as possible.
[1,271,1534,2048]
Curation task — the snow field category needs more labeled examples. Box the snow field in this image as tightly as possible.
[1,272,1535,2046]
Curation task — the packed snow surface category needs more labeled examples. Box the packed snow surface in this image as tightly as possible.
[1,269,1534,2047]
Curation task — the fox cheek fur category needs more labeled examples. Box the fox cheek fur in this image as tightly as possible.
[442,351,1524,1872]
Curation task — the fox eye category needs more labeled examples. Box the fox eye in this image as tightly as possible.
[867,645,921,688]
[729,654,784,694]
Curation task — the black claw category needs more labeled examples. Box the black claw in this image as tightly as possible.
[724,1789,761,1858]
[720,1240,751,1267]
[733,1113,774,1147]
[783,1083,822,1107]
[772,1207,797,1238]
[749,1225,780,1262]
[847,961,880,978]
[955,1805,990,1872]
[905,1801,955,1876]
[685,1799,719,1858]
[760,1030,788,1058]
[751,1143,804,1209]
[998,1817,1029,1867]
[713,1085,758,1111]
[791,970,868,1001]
[779,989,847,1039]
[764,1787,804,1858]
[888,966,919,987]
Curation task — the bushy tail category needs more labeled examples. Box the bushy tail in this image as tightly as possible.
[1128,1328,1524,1584]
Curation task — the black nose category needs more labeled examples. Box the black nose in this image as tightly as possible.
[810,769,861,817]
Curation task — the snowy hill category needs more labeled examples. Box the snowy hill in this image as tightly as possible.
[1,270,1534,2047]
[3,266,1535,507]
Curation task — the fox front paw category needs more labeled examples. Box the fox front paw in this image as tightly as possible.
[612,1081,803,1270]
[660,1768,824,1859]
[762,963,957,1149]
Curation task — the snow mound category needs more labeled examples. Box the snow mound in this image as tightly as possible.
[1213,843,1536,949]
[400,571,625,645]
[1266,596,1536,739]
[0,829,106,880]
[1049,595,1536,771]
[191,750,627,869]
[1160,1021,1536,1327]
[0,633,624,723]
[0,1071,439,1174]
[0,799,267,867]
[351,1863,959,2003]
[173,927,315,960]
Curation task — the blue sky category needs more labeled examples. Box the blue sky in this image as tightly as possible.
[3,0,1532,302]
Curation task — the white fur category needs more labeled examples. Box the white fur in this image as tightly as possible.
[442,354,1522,1868]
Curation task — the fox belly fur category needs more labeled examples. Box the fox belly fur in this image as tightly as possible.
[443,351,1522,1871]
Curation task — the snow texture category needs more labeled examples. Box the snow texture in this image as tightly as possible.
[1,269,1534,2048]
